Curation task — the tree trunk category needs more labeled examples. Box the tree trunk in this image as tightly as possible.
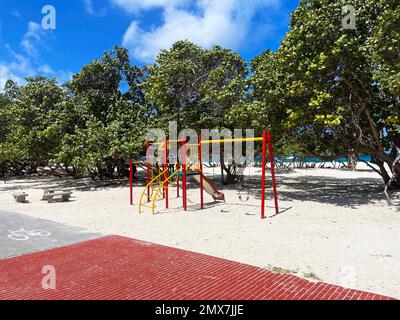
[384,150,400,205]
[348,153,356,171]
[372,157,391,185]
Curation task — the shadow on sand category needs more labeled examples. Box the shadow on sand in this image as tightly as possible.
[2,169,399,210]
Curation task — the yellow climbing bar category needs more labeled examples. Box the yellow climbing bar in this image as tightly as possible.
[138,168,168,214]
[149,169,182,215]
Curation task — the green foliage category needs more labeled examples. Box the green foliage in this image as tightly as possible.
[0,77,67,168]
[0,1,399,183]
[146,41,248,131]
[239,0,400,173]
[55,47,148,177]
[373,0,400,97]
[0,47,149,177]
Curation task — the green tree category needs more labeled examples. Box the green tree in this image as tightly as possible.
[56,47,148,177]
[241,0,400,186]
[373,0,400,98]
[0,80,19,143]
[146,41,248,132]
[0,77,69,174]
[146,41,248,183]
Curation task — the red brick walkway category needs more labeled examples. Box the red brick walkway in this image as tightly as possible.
[0,236,394,300]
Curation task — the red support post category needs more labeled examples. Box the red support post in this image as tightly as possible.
[182,137,187,211]
[198,135,204,209]
[146,140,151,202]
[267,131,279,215]
[129,160,133,205]
[176,163,180,198]
[261,131,267,219]
[164,138,169,209]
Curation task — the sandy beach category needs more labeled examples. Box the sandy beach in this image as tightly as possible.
[1,164,399,298]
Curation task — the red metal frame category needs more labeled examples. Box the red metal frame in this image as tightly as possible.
[199,135,204,209]
[129,160,133,205]
[267,131,279,215]
[176,163,180,198]
[182,137,187,211]
[261,131,267,219]
[146,140,151,202]
[164,138,169,209]
[138,131,278,219]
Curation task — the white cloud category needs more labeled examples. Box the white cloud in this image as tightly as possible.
[21,21,47,57]
[113,0,281,63]
[0,19,71,91]
[83,0,95,14]
[112,0,186,12]
[0,49,33,89]
[38,64,55,75]
[83,0,107,17]
[0,44,73,91]
[0,59,73,90]
[56,70,74,83]
[21,39,37,57]
[12,10,22,20]
[4,45,35,76]
[0,64,24,90]
[37,64,73,83]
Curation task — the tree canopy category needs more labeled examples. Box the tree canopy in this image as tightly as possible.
[0,1,399,191]
[146,41,247,132]
[231,0,400,185]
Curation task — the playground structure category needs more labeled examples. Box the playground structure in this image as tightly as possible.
[129,131,279,219]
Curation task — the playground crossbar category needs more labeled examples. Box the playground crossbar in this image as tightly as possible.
[149,137,265,145]
[130,131,279,219]
[200,137,264,144]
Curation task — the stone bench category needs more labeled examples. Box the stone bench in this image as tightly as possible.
[12,192,28,203]
[42,187,74,201]
[46,191,73,203]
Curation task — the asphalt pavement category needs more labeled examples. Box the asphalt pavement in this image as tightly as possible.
[0,210,103,259]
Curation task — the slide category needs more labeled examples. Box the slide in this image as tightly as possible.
[191,174,225,202]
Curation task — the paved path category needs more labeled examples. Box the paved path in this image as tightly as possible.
[0,236,394,300]
[0,210,102,259]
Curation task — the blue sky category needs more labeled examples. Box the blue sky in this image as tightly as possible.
[0,0,299,88]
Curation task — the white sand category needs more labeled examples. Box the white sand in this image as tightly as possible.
[1,164,400,298]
